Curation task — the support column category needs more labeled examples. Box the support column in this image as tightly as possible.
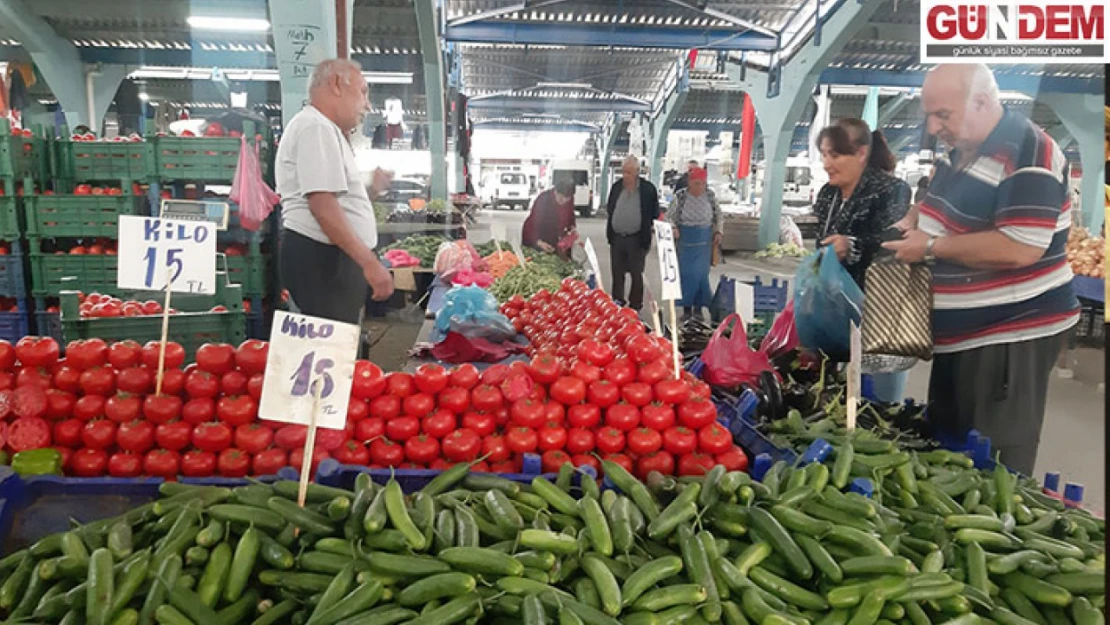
[598,113,623,206]
[415,0,448,199]
[445,42,464,194]
[861,86,879,129]
[1041,93,1104,232]
[877,92,913,127]
[269,0,355,128]
[648,59,690,187]
[87,65,129,133]
[0,0,88,129]
[725,0,882,246]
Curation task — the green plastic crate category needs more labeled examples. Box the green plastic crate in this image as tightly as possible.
[60,275,245,359]
[154,134,269,183]
[0,121,48,182]
[53,138,155,182]
[24,192,143,238]
[29,244,119,297]
[0,179,23,241]
[220,245,267,296]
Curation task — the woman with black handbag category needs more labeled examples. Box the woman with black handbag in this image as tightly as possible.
[813,118,913,402]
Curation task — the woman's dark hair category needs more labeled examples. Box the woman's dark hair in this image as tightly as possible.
[554,177,576,196]
[816,118,898,173]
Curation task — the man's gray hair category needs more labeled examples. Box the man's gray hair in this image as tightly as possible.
[622,155,641,170]
[967,63,999,101]
[309,59,363,92]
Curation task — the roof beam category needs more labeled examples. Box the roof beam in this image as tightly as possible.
[659,0,778,38]
[444,21,778,51]
[854,21,921,41]
[467,96,651,113]
[819,67,1102,96]
[473,120,599,132]
[877,93,914,126]
[448,0,576,27]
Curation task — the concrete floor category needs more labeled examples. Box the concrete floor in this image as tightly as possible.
[374,208,1107,512]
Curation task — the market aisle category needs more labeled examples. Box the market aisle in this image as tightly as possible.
[473,209,1105,512]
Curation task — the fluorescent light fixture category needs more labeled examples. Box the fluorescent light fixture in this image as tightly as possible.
[138,92,150,101]
[187,16,270,32]
[127,66,413,85]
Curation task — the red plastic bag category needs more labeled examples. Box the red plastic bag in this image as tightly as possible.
[230,136,280,231]
[758,300,799,360]
[701,313,774,389]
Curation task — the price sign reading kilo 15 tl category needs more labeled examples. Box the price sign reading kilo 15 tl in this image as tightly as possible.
[117,215,217,294]
[653,220,682,301]
[259,311,360,430]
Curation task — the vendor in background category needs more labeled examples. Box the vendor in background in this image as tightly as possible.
[814,117,912,403]
[606,156,661,311]
[673,159,700,192]
[522,177,577,259]
[276,58,394,324]
[668,166,721,319]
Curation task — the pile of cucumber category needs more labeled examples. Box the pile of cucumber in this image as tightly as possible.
[0,447,1103,625]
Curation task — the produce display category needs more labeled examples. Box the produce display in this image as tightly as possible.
[755,243,808,260]
[1067,228,1104,278]
[73,292,237,319]
[483,251,520,279]
[488,255,580,302]
[382,236,452,269]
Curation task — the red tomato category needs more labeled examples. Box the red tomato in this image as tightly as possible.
[461,411,496,437]
[105,393,141,424]
[627,427,664,456]
[636,451,675,479]
[52,366,81,393]
[66,339,109,370]
[221,371,248,396]
[159,369,186,396]
[566,428,595,455]
[181,450,217,477]
[289,446,329,475]
[543,402,565,424]
[8,416,50,452]
[234,423,273,454]
[216,396,257,428]
[184,370,220,399]
[315,427,347,451]
[347,399,370,422]
[637,360,671,386]
[471,385,503,413]
[537,422,568,451]
[602,452,634,477]
[252,448,287,476]
[15,337,59,368]
[332,440,371,465]
[116,367,152,394]
[144,449,181,478]
[620,382,654,407]
[53,419,83,448]
[352,361,386,400]
[402,393,435,418]
[510,398,545,429]
[678,452,716,476]
[413,364,449,394]
[653,379,691,405]
[499,373,534,403]
[192,422,233,452]
[73,395,105,421]
[78,367,115,396]
[274,424,307,450]
[571,454,600,474]
[108,452,143,477]
[527,355,561,385]
[404,434,440,465]
[368,394,401,420]
[596,427,625,454]
[355,417,386,442]
[605,403,641,432]
[234,339,269,376]
[602,357,637,386]
[450,364,480,389]
[116,419,155,453]
[549,376,586,406]
[481,435,511,462]
[662,426,698,455]
[567,404,601,429]
[385,372,415,398]
[369,438,405,467]
[677,397,717,430]
[246,374,264,400]
[438,387,469,414]
[441,428,481,462]
[698,423,732,455]
[627,335,664,364]
[429,458,452,471]
[152,420,191,452]
[81,419,117,450]
[586,380,620,409]
[141,341,185,370]
[143,395,182,425]
[71,448,108,477]
[217,449,251,477]
[577,340,614,367]
[182,398,216,425]
[0,341,14,370]
[716,447,749,472]
[105,340,140,371]
[505,427,539,454]
[16,367,52,389]
[420,410,456,439]
[569,361,601,385]
[13,385,47,419]
[385,416,420,441]
[688,379,712,401]
[479,364,511,386]
[542,449,572,474]
[196,343,236,375]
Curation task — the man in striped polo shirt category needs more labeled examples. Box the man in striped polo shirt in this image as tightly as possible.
[884,64,1079,475]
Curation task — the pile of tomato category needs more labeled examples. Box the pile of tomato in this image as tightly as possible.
[73,292,233,319]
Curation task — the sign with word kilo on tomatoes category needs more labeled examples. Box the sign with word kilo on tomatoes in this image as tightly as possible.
[652,220,682,301]
[259,311,360,430]
[117,215,217,294]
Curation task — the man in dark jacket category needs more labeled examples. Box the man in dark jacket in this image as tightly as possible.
[606,156,660,310]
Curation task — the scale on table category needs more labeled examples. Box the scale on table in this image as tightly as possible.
[159,199,230,230]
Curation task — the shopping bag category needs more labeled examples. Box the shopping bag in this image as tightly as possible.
[701,313,774,389]
[758,300,799,360]
[709,275,735,323]
[230,136,279,231]
[861,256,933,361]
[793,246,864,361]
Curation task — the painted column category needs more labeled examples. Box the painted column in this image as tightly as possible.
[1041,93,1104,233]
[861,86,879,129]
[414,0,447,199]
[268,0,355,129]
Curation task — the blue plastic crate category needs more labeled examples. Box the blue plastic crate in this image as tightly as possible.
[0,251,26,298]
[314,457,544,492]
[0,466,299,553]
[0,300,29,343]
[715,390,797,464]
[749,276,789,313]
[33,307,62,343]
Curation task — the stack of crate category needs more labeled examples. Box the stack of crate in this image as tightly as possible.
[0,120,50,342]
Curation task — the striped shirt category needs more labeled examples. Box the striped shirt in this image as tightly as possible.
[919,108,1079,354]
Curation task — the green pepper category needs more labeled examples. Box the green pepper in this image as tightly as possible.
[11,448,63,476]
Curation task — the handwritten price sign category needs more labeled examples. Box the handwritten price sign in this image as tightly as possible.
[117,216,217,294]
[653,220,682,301]
[259,311,360,430]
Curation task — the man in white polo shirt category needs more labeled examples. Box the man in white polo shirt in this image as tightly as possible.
[277,58,394,324]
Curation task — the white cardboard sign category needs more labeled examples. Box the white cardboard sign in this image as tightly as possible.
[847,321,862,430]
[734,281,755,325]
[652,220,682,301]
[117,215,217,294]
[259,311,360,430]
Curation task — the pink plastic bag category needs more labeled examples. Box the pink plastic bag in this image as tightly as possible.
[230,136,279,231]
[701,313,774,389]
[758,300,800,361]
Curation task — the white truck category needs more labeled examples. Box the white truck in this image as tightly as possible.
[481,170,532,210]
[550,159,594,217]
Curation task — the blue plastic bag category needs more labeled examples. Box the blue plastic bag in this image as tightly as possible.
[793,246,864,360]
[431,286,516,343]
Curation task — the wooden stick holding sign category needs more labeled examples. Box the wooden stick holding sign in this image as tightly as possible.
[155,268,174,395]
[846,321,862,430]
[584,238,603,291]
[652,221,683,379]
[295,376,326,531]
[644,283,664,338]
